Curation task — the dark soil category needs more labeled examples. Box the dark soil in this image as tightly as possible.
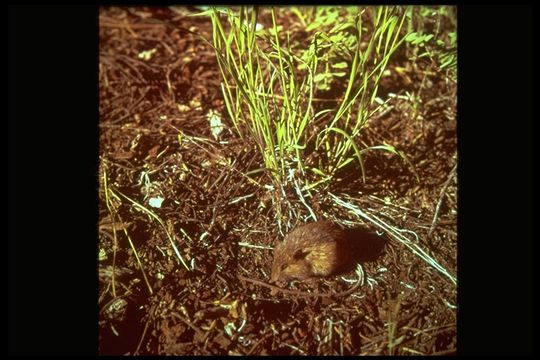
[99,6,457,355]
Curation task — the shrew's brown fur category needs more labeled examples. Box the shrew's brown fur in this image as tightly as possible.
[270,220,350,284]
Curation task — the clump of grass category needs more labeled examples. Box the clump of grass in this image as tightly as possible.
[206,6,411,214]
[312,7,408,183]
[209,7,315,188]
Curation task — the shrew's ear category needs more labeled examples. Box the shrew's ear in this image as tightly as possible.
[293,249,310,260]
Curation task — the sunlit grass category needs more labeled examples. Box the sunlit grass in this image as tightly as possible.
[205,6,412,202]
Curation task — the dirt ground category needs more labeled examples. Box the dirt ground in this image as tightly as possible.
[99,6,457,355]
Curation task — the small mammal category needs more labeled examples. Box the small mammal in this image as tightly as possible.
[270,220,350,284]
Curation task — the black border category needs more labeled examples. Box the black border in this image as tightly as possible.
[458,4,534,356]
[9,5,99,356]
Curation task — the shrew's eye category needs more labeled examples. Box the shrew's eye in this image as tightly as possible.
[281,264,288,271]
[293,249,309,260]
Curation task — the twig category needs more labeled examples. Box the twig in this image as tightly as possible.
[237,274,362,298]
[329,192,457,285]
[102,166,118,297]
[134,304,156,355]
[112,188,191,271]
[247,333,271,355]
[171,312,204,338]
[281,342,306,355]
[237,242,273,250]
[428,162,457,238]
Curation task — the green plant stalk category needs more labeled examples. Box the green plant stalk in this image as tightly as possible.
[102,166,118,297]
[210,6,319,190]
[210,6,413,197]
[113,189,191,272]
[319,7,408,181]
